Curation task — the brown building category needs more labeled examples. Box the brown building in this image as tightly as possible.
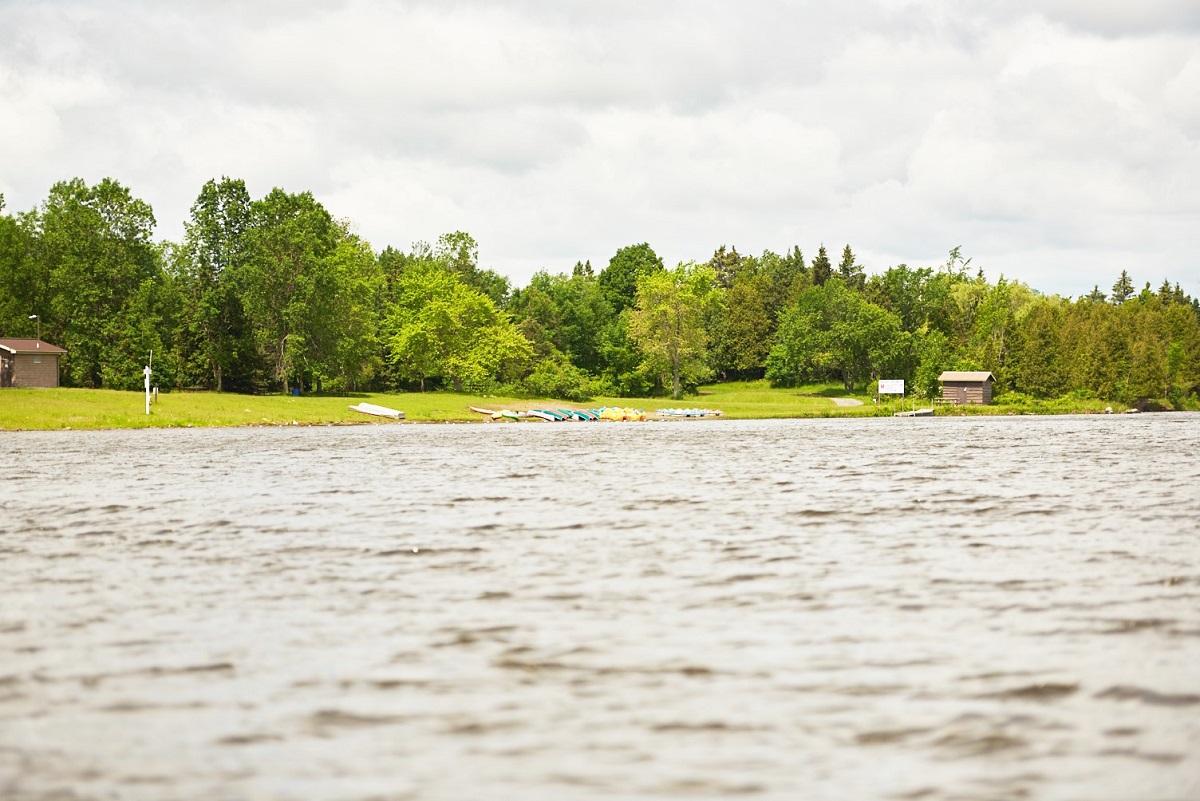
[938,371,995,405]
[0,339,68,388]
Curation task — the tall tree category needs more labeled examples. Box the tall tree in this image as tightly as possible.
[314,232,385,391]
[766,277,905,391]
[709,260,773,379]
[836,244,865,290]
[760,246,808,323]
[510,269,613,375]
[174,178,255,391]
[708,244,743,290]
[962,276,1034,389]
[385,265,530,392]
[1005,297,1067,397]
[0,195,45,338]
[434,231,510,306]
[811,245,832,287]
[239,189,379,392]
[628,262,721,398]
[1111,270,1134,304]
[599,243,664,314]
[35,178,164,388]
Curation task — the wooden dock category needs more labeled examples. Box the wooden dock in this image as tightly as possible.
[894,408,934,417]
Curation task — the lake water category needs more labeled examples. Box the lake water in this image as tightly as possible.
[2,415,1199,801]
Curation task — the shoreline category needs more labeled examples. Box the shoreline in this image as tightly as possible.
[0,385,1146,432]
[1,407,1157,433]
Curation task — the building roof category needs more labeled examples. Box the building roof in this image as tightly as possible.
[0,338,68,355]
[938,371,995,382]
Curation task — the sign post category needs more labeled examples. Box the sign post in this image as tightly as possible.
[878,379,905,412]
[144,350,153,415]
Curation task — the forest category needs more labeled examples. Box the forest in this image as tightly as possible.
[2,177,1198,408]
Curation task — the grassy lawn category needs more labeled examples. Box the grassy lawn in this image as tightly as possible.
[0,381,1127,431]
[0,381,887,430]
[649,380,881,419]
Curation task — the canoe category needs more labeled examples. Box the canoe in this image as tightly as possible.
[468,405,496,416]
[526,410,560,422]
[657,408,723,418]
[349,402,404,420]
[598,407,644,421]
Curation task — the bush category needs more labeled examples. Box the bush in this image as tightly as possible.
[521,357,595,402]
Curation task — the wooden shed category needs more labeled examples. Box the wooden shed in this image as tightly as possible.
[938,371,995,405]
[0,339,67,388]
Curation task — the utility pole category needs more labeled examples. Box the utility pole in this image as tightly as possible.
[28,314,39,340]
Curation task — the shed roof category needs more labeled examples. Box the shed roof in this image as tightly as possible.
[938,371,995,382]
[0,338,68,355]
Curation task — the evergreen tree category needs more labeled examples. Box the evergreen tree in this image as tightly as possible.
[708,244,743,290]
[811,245,832,287]
[1111,270,1134,304]
[836,244,865,291]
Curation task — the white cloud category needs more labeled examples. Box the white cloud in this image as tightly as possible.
[0,0,1197,298]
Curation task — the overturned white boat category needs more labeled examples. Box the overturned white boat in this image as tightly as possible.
[349,402,405,420]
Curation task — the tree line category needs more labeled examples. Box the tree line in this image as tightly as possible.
[2,177,1198,406]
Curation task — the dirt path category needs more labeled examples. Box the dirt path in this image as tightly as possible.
[832,397,864,406]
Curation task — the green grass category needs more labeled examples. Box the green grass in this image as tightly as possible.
[638,380,881,419]
[0,381,882,430]
[0,381,1133,431]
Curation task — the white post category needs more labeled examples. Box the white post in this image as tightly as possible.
[144,365,152,415]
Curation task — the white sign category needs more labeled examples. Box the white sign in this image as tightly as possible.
[878,379,905,395]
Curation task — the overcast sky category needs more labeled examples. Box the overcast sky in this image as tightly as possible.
[2,0,1198,297]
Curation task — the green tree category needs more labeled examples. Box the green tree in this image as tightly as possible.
[173,178,257,391]
[1111,270,1134,304]
[962,276,1034,389]
[836,244,865,291]
[385,265,530,392]
[766,277,905,391]
[810,245,832,287]
[434,231,511,307]
[912,327,952,399]
[599,243,664,314]
[240,189,380,392]
[316,233,385,391]
[521,351,595,401]
[708,260,773,379]
[708,244,744,290]
[759,246,809,323]
[597,312,651,396]
[628,262,721,398]
[0,196,46,338]
[1005,297,1067,397]
[510,269,613,375]
[865,264,959,334]
[35,178,165,388]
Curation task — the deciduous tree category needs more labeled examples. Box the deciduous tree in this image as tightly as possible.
[386,265,530,392]
[599,243,664,314]
[628,262,721,398]
[174,177,256,391]
[766,277,905,391]
[37,178,165,388]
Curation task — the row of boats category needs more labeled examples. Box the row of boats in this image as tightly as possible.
[468,406,723,422]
